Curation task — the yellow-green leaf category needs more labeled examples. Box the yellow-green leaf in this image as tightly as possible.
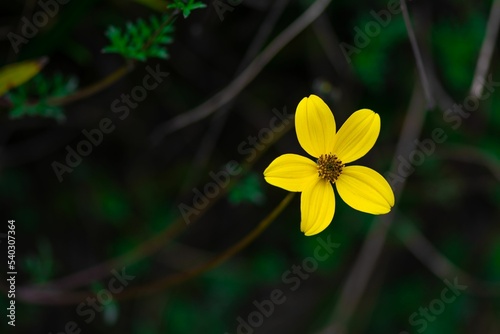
[0,57,48,96]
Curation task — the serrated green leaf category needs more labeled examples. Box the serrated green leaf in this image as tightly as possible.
[103,14,174,61]
[6,72,77,120]
[168,0,207,18]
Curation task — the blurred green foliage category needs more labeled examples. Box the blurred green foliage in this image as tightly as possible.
[6,72,77,121]
[228,172,265,205]
[433,13,485,92]
[1,0,499,333]
[167,0,207,19]
[102,15,174,61]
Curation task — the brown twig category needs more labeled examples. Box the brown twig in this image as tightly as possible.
[401,0,435,109]
[438,146,500,182]
[311,13,355,81]
[178,0,289,193]
[396,216,500,297]
[470,0,500,98]
[10,112,293,296]
[48,10,176,107]
[149,0,333,144]
[16,193,295,305]
[318,79,428,334]
[116,192,295,300]
[319,1,496,331]
[48,61,134,106]
[318,2,438,331]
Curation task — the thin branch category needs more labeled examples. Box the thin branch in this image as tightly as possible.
[39,220,185,291]
[311,13,355,81]
[401,0,435,109]
[149,0,333,144]
[179,0,289,193]
[396,216,500,297]
[48,62,134,106]
[470,0,500,98]
[117,192,295,300]
[318,8,439,331]
[11,114,293,294]
[239,0,289,70]
[439,146,500,183]
[318,79,428,334]
[48,12,175,107]
[15,193,295,305]
[319,2,499,328]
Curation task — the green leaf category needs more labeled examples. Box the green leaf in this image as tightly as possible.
[0,58,47,96]
[228,173,265,205]
[167,0,207,18]
[102,14,175,61]
[6,72,78,121]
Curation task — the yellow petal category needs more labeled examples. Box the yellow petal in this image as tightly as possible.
[300,178,335,236]
[295,95,336,158]
[0,57,48,96]
[264,154,318,192]
[336,166,395,214]
[333,109,380,164]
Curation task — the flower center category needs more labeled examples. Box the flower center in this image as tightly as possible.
[317,154,344,183]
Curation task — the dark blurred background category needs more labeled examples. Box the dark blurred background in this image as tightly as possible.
[0,0,499,333]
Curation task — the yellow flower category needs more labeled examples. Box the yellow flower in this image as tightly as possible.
[264,95,395,236]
